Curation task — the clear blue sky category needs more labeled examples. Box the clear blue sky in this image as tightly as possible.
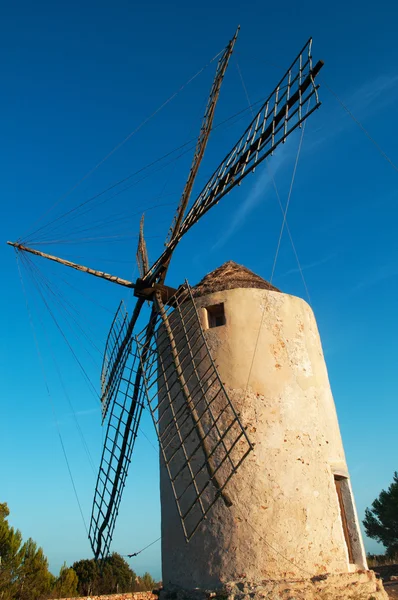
[2,0,398,580]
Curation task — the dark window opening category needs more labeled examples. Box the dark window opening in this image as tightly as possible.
[206,303,226,329]
[334,475,355,564]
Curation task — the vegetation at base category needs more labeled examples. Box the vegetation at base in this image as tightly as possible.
[363,471,398,558]
[367,553,398,568]
[72,554,156,596]
[0,501,157,599]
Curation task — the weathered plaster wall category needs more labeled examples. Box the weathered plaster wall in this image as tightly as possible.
[160,288,367,590]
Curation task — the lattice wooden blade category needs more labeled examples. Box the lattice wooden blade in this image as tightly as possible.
[90,339,146,561]
[100,297,145,423]
[100,300,129,422]
[135,283,253,541]
[146,39,323,281]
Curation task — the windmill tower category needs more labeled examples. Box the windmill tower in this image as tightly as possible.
[159,261,369,590]
[8,31,387,600]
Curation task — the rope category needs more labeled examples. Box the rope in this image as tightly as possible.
[122,536,161,559]
[16,252,89,536]
[323,80,398,173]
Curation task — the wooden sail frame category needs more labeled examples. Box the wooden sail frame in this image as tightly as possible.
[136,283,252,541]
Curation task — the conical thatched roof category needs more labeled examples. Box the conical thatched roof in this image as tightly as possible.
[193,261,280,297]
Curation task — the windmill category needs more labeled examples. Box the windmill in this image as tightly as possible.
[7,30,324,565]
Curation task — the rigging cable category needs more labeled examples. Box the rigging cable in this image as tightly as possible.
[20,47,225,242]
[29,198,178,244]
[23,253,103,378]
[23,147,199,244]
[22,94,274,245]
[20,252,100,475]
[253,61,398,174]
[16,252,89,536]
[22,253,104,364]
[242,100,310,401]
[236,61,312,304]
[235,63,312,410]
[39,270,116,314]
[322,80,398,173]
[231,68,320,580]
[138,426,158,453]
[266,159,312,305]
[269,99,311,284]
[20,259,98,475]
[21,253,100,401]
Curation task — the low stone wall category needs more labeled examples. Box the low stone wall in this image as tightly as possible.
[160,571,388,599]
[56,592,158,600]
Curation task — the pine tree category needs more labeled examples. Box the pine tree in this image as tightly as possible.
[97,553,136,594]
[72,558,98,596]
[363,471,398,558]
[17,538,52,600]
[139,572,156,591]
[51,563,79,598]
[73,553,142,595]
[0,502,24,600]
[0,502,54,600]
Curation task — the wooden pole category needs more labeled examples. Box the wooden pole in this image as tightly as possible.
[7,241,135,289]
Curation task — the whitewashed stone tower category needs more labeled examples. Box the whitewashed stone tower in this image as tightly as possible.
[160,262,384,598]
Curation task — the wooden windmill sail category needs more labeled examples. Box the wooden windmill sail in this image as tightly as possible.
[7,31,324,562]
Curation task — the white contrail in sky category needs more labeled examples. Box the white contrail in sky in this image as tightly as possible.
[212,141,292,250]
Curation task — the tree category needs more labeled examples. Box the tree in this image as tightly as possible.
[138,572,156,591]
[0,502,24,600]
[98,553,136,594]
[51,563,79,598]
[17,538,52,600]
[73,553,150,595]
[0,503,52,600]
[363,471,398,558]
[72,558,98,596]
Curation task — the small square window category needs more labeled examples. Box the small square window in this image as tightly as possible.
[205,303,226,328]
